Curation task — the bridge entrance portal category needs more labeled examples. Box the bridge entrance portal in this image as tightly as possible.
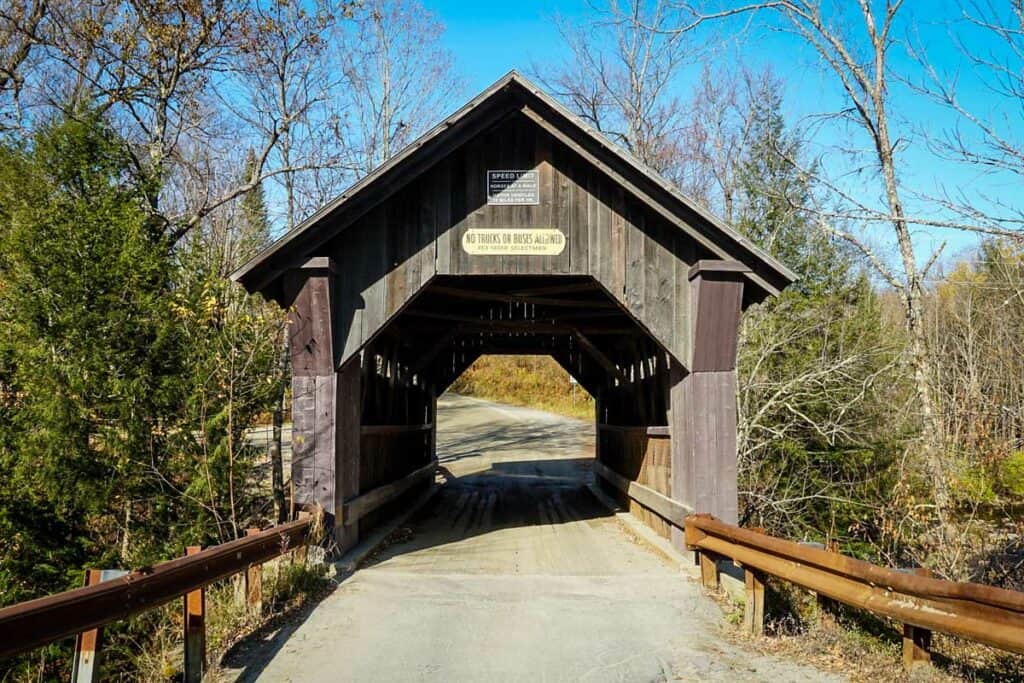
[232,71,794,554]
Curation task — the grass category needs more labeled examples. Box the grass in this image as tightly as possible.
[128,552,330,682]
[450,355,595,420]
[712,575,1024,682]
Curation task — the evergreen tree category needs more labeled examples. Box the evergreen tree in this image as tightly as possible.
[0,111,183,605]
[732,80,906,549]
[240,147,273,252]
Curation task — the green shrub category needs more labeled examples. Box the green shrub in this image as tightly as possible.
[954,460,997,505]
[999,451,1024,497]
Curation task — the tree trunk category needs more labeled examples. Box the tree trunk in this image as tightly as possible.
[270,326,289,523]
[875,109,951,533]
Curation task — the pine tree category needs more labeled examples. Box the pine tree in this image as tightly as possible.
[732,81,905,548]
[0,111,183,608]
[240,147,273,254]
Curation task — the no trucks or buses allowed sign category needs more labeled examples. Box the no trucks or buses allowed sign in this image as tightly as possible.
[487,169,540,205]
[461,228,567,256]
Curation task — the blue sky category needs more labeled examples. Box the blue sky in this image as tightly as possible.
[422,0,1022,270]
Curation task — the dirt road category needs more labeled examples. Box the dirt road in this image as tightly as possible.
[225,394,841,682]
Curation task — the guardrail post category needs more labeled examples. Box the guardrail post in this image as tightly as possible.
[903,568,932,669]
[245,528,263,616]
[816,540,839,615]
[183,546,205,683]
[683,517,719,589]
[743,568,765,636]
[71,569,103,683]
[294,511,311,565]
[699,552,720,590]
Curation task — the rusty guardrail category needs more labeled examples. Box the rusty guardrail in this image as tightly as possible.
[684,513,1024,666]
[0,516,313,674]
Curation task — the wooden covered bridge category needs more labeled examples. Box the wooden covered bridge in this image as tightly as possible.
[5,73,1024,682]
[231,71,795,553]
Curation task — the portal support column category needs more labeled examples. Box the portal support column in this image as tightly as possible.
[670,260,748,549]
[285,258,361,553]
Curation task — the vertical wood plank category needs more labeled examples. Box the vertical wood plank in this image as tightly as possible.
[435,159,452,275]
[568,153,589,274]
[903,567,933,668]
[903,624,932,669]
[336,355,362,552]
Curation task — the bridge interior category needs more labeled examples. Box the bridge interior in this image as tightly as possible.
[336,273,680,550]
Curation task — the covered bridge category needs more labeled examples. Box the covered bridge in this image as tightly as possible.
[232,71,795,553]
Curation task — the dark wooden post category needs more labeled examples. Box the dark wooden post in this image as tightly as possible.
[335,355,361,552]
[669,260,748,550]
[71,569,103,683]
[183,546,205,683]
[817,540,840,614]
[285,257,361,554]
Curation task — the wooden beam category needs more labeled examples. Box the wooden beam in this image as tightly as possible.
[360,423,432,435]
[597,423,670,438]
[403,311,635,335]
[547,309,625,322]
[411,328,463,375]
[573,329,628,384]
[510,281,601,297]
[341,461,437,526]
[592,460,693,528]
[427,285,617,309]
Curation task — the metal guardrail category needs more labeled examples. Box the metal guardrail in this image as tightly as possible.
[0,517,313,667]
[683,513,1024,664]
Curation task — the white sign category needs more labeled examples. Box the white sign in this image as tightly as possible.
[461,228,566,256]
[487,170,540,205]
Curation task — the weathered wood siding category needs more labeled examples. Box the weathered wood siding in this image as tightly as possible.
[597,427,673,539]
[324,112,707,370]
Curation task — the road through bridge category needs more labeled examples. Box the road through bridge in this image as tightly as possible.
[219,394,837,682]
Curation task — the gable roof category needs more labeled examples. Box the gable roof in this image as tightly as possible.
[231,71,796,300]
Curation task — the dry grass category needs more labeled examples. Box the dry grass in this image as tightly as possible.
[129,553,329,682]
[708,577,1024,682]
[450,355,594,420]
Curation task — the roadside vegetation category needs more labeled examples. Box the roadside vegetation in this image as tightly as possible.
[0,0,1022,680]
[450,356,595,421]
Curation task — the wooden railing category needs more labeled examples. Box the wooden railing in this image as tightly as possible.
[0,517,314,679]
[684,513,1024,667]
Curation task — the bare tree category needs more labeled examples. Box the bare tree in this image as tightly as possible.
[0,0,347,245]
[907,1,1024,235]
[0,0,48,130]
[663,0,971,536]
[338,0,461,177]
[533,0,700,184]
